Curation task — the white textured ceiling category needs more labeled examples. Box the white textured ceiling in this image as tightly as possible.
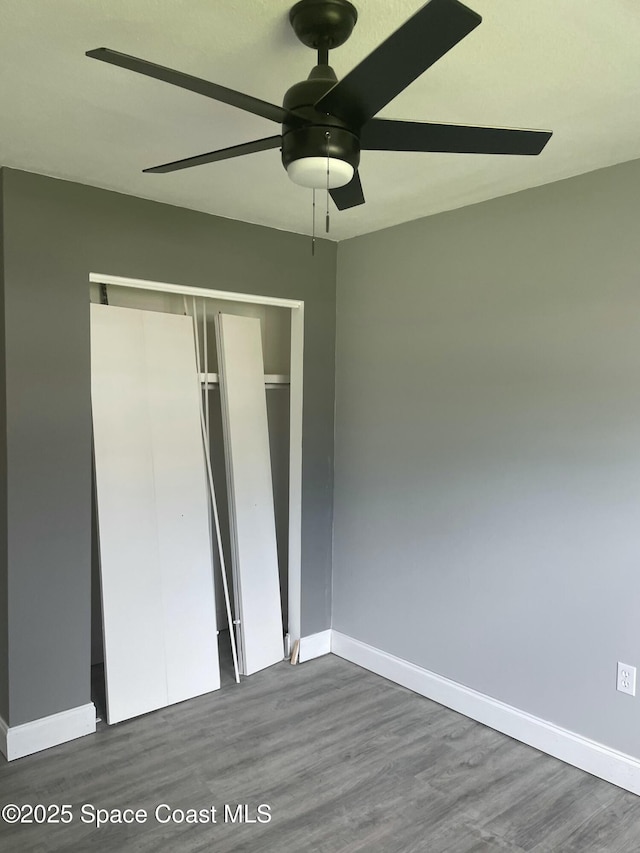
[2,0,640,240]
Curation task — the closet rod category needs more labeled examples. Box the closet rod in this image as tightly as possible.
[200,373,290,389]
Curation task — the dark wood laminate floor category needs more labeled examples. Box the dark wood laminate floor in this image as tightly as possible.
[1,646,640,853]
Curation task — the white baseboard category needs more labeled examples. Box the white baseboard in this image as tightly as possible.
[331,630,640,796]
[299,630,332,663]
[0,703,96,762]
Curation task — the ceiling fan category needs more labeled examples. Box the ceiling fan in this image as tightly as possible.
[86,0,552,211]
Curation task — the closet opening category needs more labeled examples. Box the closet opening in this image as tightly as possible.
[88,274,304,725]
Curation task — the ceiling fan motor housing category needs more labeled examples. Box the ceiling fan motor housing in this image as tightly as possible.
[281,65,360,185]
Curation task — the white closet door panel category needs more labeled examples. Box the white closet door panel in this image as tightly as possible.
[143,311,220,704]
[216,313,284,675]
[91,306,167,723]
[91,304,219,724]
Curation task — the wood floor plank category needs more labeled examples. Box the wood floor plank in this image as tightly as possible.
[0,651,638,852]
[478,758,620,850]
[529,786,640,853]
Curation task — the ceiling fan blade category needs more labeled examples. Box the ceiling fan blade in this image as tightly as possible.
[86,48,289,124]
[330,171,365,210]
[315,0,481,127]
[361,119,552,155]
[143,135,282,173]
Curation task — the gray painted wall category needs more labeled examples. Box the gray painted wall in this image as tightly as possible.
[333,157,640,758]
[1,167,335,727]
[0,170,8,722]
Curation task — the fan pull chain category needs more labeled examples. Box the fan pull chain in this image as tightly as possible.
[311,188,316,256]
[325,131,331,234]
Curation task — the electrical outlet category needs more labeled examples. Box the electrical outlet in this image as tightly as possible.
[617,662,636,696]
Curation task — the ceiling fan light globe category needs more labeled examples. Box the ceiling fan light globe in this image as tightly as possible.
[286,157,353,189]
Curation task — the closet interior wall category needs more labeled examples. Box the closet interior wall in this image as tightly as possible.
[89,284,291,668]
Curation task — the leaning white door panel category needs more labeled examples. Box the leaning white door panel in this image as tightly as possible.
[216,313,284,675]
[143,311,220,705]
[91,306,166,723]
[91,304,219,724]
